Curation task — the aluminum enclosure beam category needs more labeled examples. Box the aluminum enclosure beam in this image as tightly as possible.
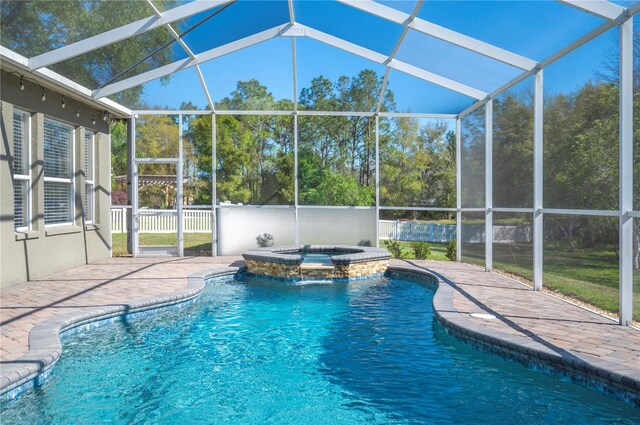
[618,17,633,326]
[379,206,457,211]
[458,13,628,119]
[93,25,291,99]
[558,0,626,22]
[126,119,135,255]
[302,26,487,100]
[131,118,139,257]
[93,22,485,101]
[212,114,218,256]
[29,0,233,70]
[337,0,537,71]
[485,99,493,272]
[375,0,424,113]
[375,114,380,247]
[288,0,298,112]
[294,113,300,245]
[177,114,184,257]
[533,70,543,291]
[144,0,215,112]
[456,118,462,262]
[130,109,457,118]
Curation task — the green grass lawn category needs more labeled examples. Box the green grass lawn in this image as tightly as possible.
[458,242,640,322]
[111,233,213,256]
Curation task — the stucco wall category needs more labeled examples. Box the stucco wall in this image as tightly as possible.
[1,71,112,288]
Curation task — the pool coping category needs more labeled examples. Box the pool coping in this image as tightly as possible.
[1,262,638,406]
[386,265,640,405]
[242,245,391,265]
[0,266,245,401]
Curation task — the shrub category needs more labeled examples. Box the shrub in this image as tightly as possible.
[446,240,457,261]
[358,239,372,247]
[384,240,403,259]
[411,241,431,260]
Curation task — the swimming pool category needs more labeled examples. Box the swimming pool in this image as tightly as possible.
[1,274,638,424]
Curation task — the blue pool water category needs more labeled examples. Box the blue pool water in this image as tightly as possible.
[301,252,334,265]
[1,275,639,424]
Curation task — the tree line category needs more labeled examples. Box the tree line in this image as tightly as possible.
[168,71,458,213]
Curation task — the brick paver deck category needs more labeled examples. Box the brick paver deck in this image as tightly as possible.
[1,257,639,400]
[393,259,640,399]
[0,257,241,362]
[399,260,640,372]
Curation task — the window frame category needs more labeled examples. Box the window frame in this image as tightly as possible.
[13,108,31,232]
[43,117,75,228]
[85,130,95,224]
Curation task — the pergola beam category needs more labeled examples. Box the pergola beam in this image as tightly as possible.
[557,0,626,22]
[29,0,234,70]
[337,0,537,71]
[92,24,290,100]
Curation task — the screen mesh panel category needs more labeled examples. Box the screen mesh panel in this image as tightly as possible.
[45,181,72,225]
[44,119,73,179]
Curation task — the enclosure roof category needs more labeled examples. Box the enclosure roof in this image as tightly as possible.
[1,0,638,116]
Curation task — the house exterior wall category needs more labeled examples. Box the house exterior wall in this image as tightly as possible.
[1,71,112,288]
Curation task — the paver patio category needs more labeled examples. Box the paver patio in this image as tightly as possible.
[0,257,242,361]
[400,260,640,373]
[1,257,639,395]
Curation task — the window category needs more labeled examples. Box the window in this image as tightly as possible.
[44,118,74,226]
[84,131,95,223]
[13,109,31,230]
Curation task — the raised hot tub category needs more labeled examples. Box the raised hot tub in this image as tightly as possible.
[242,245,391,280]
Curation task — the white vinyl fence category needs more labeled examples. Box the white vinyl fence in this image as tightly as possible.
[111,206,212,233]
[379,220,456,242]
[379,220,532,244]
[111,208,531,242]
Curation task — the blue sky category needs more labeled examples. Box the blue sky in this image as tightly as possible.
[141,0,622,113]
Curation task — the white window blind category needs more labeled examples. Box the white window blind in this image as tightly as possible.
[44,119,73,179]
[14,180,27,229]
[85,131,95,223]
[44,118,74,225]
[44,182,73,224]
[13,109,30,230]
[13,111,28,175]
